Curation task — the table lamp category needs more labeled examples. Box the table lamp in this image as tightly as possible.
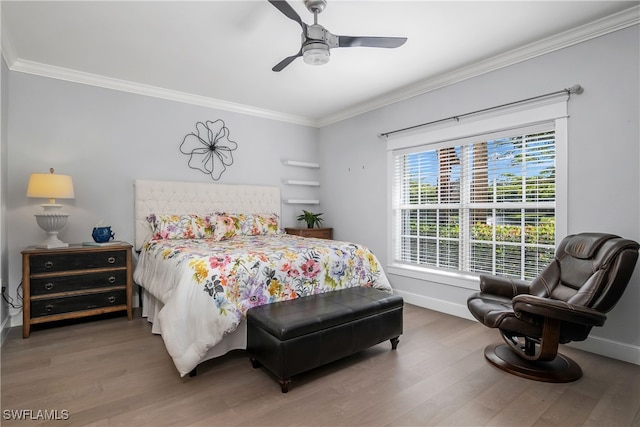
[26,168,75,248]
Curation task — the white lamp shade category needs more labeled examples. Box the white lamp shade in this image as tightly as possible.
[27,171,75,248]
[26,173,75,201]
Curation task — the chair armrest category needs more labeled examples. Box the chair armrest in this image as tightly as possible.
[512,295,606,327]
[479,275,530,298]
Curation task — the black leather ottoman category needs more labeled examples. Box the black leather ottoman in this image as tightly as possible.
[246,286,403,392]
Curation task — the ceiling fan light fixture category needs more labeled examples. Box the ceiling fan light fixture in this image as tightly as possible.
[302,42,330,65]
[269,0,406,72]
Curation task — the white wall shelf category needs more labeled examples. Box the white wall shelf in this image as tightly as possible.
[284,199,320,205]
[283,160,320,205]
[283,160,320,168]
[284,179,320,187]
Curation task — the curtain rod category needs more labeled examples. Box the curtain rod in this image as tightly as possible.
[379,84,583,139]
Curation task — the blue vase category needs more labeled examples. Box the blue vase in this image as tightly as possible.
[92,226,115,243]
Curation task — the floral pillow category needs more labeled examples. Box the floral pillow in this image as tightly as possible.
[147,214,213,240]
[211,213,243,241]
[250,213,280,235]
[211,212,281,241]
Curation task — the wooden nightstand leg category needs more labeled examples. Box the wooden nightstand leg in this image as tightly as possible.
[23,254,32,338]
[126,248,133,320]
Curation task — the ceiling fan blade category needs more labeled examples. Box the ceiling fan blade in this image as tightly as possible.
[338,36,407,49]
[272,49,303,72]
[268,0,304,29]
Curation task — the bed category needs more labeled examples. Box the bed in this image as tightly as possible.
[132,179,392,377]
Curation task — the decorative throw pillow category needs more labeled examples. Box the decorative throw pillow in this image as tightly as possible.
[212,213,243,241]
[211,212,281,240]
[147,214,213,240]
[250,213,281,235]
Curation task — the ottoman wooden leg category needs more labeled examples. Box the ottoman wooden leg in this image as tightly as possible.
[390,336,400,350]
[250,357,262,369]
[279,378,291,393]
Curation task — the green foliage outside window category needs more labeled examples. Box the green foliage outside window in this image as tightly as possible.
[397,130,556,280]
[471,219,555,244]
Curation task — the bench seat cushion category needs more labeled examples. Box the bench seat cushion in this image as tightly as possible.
[247,286,404,392]
[247,286,403,340]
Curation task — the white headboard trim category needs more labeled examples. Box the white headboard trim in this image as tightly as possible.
[134,179,281,250]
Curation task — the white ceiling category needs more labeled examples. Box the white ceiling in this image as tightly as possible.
[2,1,638,126]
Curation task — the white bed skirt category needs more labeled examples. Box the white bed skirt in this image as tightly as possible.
[141,290,248,365]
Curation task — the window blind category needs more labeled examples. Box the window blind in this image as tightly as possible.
[392,123,556,280]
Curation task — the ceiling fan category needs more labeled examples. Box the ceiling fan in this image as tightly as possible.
[268,0,407,72]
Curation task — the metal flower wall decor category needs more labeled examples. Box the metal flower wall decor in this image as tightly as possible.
[180,120,238,180]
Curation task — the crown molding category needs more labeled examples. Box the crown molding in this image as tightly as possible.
[3,5,638,129]
[7,59,316,127]
[317,5,640,127]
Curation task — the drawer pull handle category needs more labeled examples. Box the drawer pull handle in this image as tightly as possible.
[44,282,54,291]
[108,276,116,284]
[44,261,53,269]
[108,296,116,303]
[45,304,54,312]
[107,257,116,264]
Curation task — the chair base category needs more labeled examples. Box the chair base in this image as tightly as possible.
[484,343,582,383]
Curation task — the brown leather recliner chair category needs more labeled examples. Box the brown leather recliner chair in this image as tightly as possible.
[467,233,639,382]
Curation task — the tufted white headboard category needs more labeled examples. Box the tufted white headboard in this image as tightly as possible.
[134,179,281,251]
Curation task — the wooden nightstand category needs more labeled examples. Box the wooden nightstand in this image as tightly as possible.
[21,243,133,338]
[285,227,333,240]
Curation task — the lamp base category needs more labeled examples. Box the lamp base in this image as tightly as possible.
[34,234,70,249]
[34,209,70,249]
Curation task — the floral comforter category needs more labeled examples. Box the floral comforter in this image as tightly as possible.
[133,234,392,376]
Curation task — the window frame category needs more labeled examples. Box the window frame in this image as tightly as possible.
[386,94,569,290]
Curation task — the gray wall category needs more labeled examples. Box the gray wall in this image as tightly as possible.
[4,72,320,327]
[319,25,640,363]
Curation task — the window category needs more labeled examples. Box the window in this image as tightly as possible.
[387,95,568,285]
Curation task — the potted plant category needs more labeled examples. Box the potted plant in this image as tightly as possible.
[297,210,324,229]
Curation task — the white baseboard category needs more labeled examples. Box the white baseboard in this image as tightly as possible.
[394,289,476,321]
[567,335,640,366]
[394,289,640,366]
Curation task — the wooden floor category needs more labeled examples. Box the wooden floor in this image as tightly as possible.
[2,304,639,426]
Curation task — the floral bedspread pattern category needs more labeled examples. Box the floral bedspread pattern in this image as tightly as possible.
[133,234,392,376]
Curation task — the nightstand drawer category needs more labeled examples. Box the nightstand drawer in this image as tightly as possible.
[285,228,333,240]
[30,270,128,296]
[299,229,332,239]
[31,290,127,318]
[22,243,133,338]
[29,250,127,274]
